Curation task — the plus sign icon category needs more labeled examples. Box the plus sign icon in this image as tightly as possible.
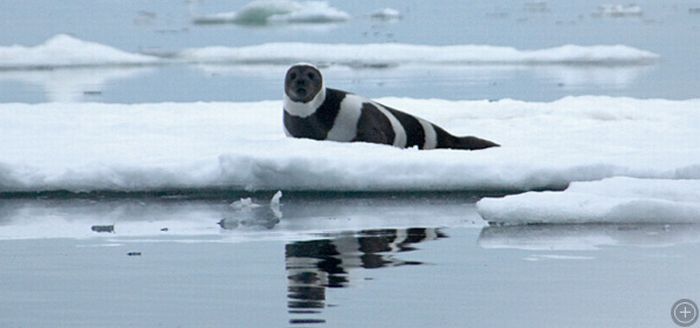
[672,299,698,327]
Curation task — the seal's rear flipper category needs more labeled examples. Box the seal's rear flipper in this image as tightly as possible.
[454,136,500,150]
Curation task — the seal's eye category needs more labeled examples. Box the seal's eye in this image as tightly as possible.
[290,72,297,80]
[307,73,315,80]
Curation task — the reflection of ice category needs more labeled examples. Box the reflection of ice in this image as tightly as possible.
[0,67,153,102]
[536,65,653,89]
[193,63,652,89]
[478,224,700,251]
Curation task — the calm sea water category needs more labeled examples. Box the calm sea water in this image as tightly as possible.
[0,0,699,102]
[0,195,699,327]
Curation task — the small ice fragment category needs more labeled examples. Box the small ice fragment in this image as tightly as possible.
[230,197,261,210]
[597,4,643,17]
[270,190,283,219]
[370,8,401,21]
[91,225,114,233]
[524,2,549,13]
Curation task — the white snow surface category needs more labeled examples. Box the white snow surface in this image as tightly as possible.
[477,177,700,225]
[0,35,659,70]
[0,34,158,69]
[192,0,350,25]
[1,96,698,194]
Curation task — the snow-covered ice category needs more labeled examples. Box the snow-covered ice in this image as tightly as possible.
[0,35,659,70]
[177,43,659,67]
[0,97,698,196]
[191,0,350,25]
[477,177,700,225]
[0,34,158,69]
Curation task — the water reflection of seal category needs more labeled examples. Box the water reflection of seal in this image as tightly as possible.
[283,63,499,150]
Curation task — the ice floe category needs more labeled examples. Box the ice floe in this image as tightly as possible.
[0,35,659,71]
[191,0,350,25]
[176,43,659,67]
[0,34,158,70]
[477,177,700,225]
[0,97,698,194]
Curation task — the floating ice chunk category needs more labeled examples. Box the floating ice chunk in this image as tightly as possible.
[370,8,402,21]
[270,191,283,219]
[220,191,283,230]
[193,0,300,25]
[192,0,349,25]
[230,197,262,210]
[0,34,158,69]
[269,1,350,23]
[477,178,700,225]
[597,4,643,17]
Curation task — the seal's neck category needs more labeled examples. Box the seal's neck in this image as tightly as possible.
[284,87,326,118]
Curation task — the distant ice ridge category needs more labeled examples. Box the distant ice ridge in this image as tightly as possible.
[0,97,698,196]
[0,35,659,70]
[370,8,402,21]
[597,4,643,17]
[192,0,350,25]
[177,43,659,67]
[477,177,700,225]
[0,34,158,69]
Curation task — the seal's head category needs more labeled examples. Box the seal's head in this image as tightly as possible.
[285,64,323,103]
